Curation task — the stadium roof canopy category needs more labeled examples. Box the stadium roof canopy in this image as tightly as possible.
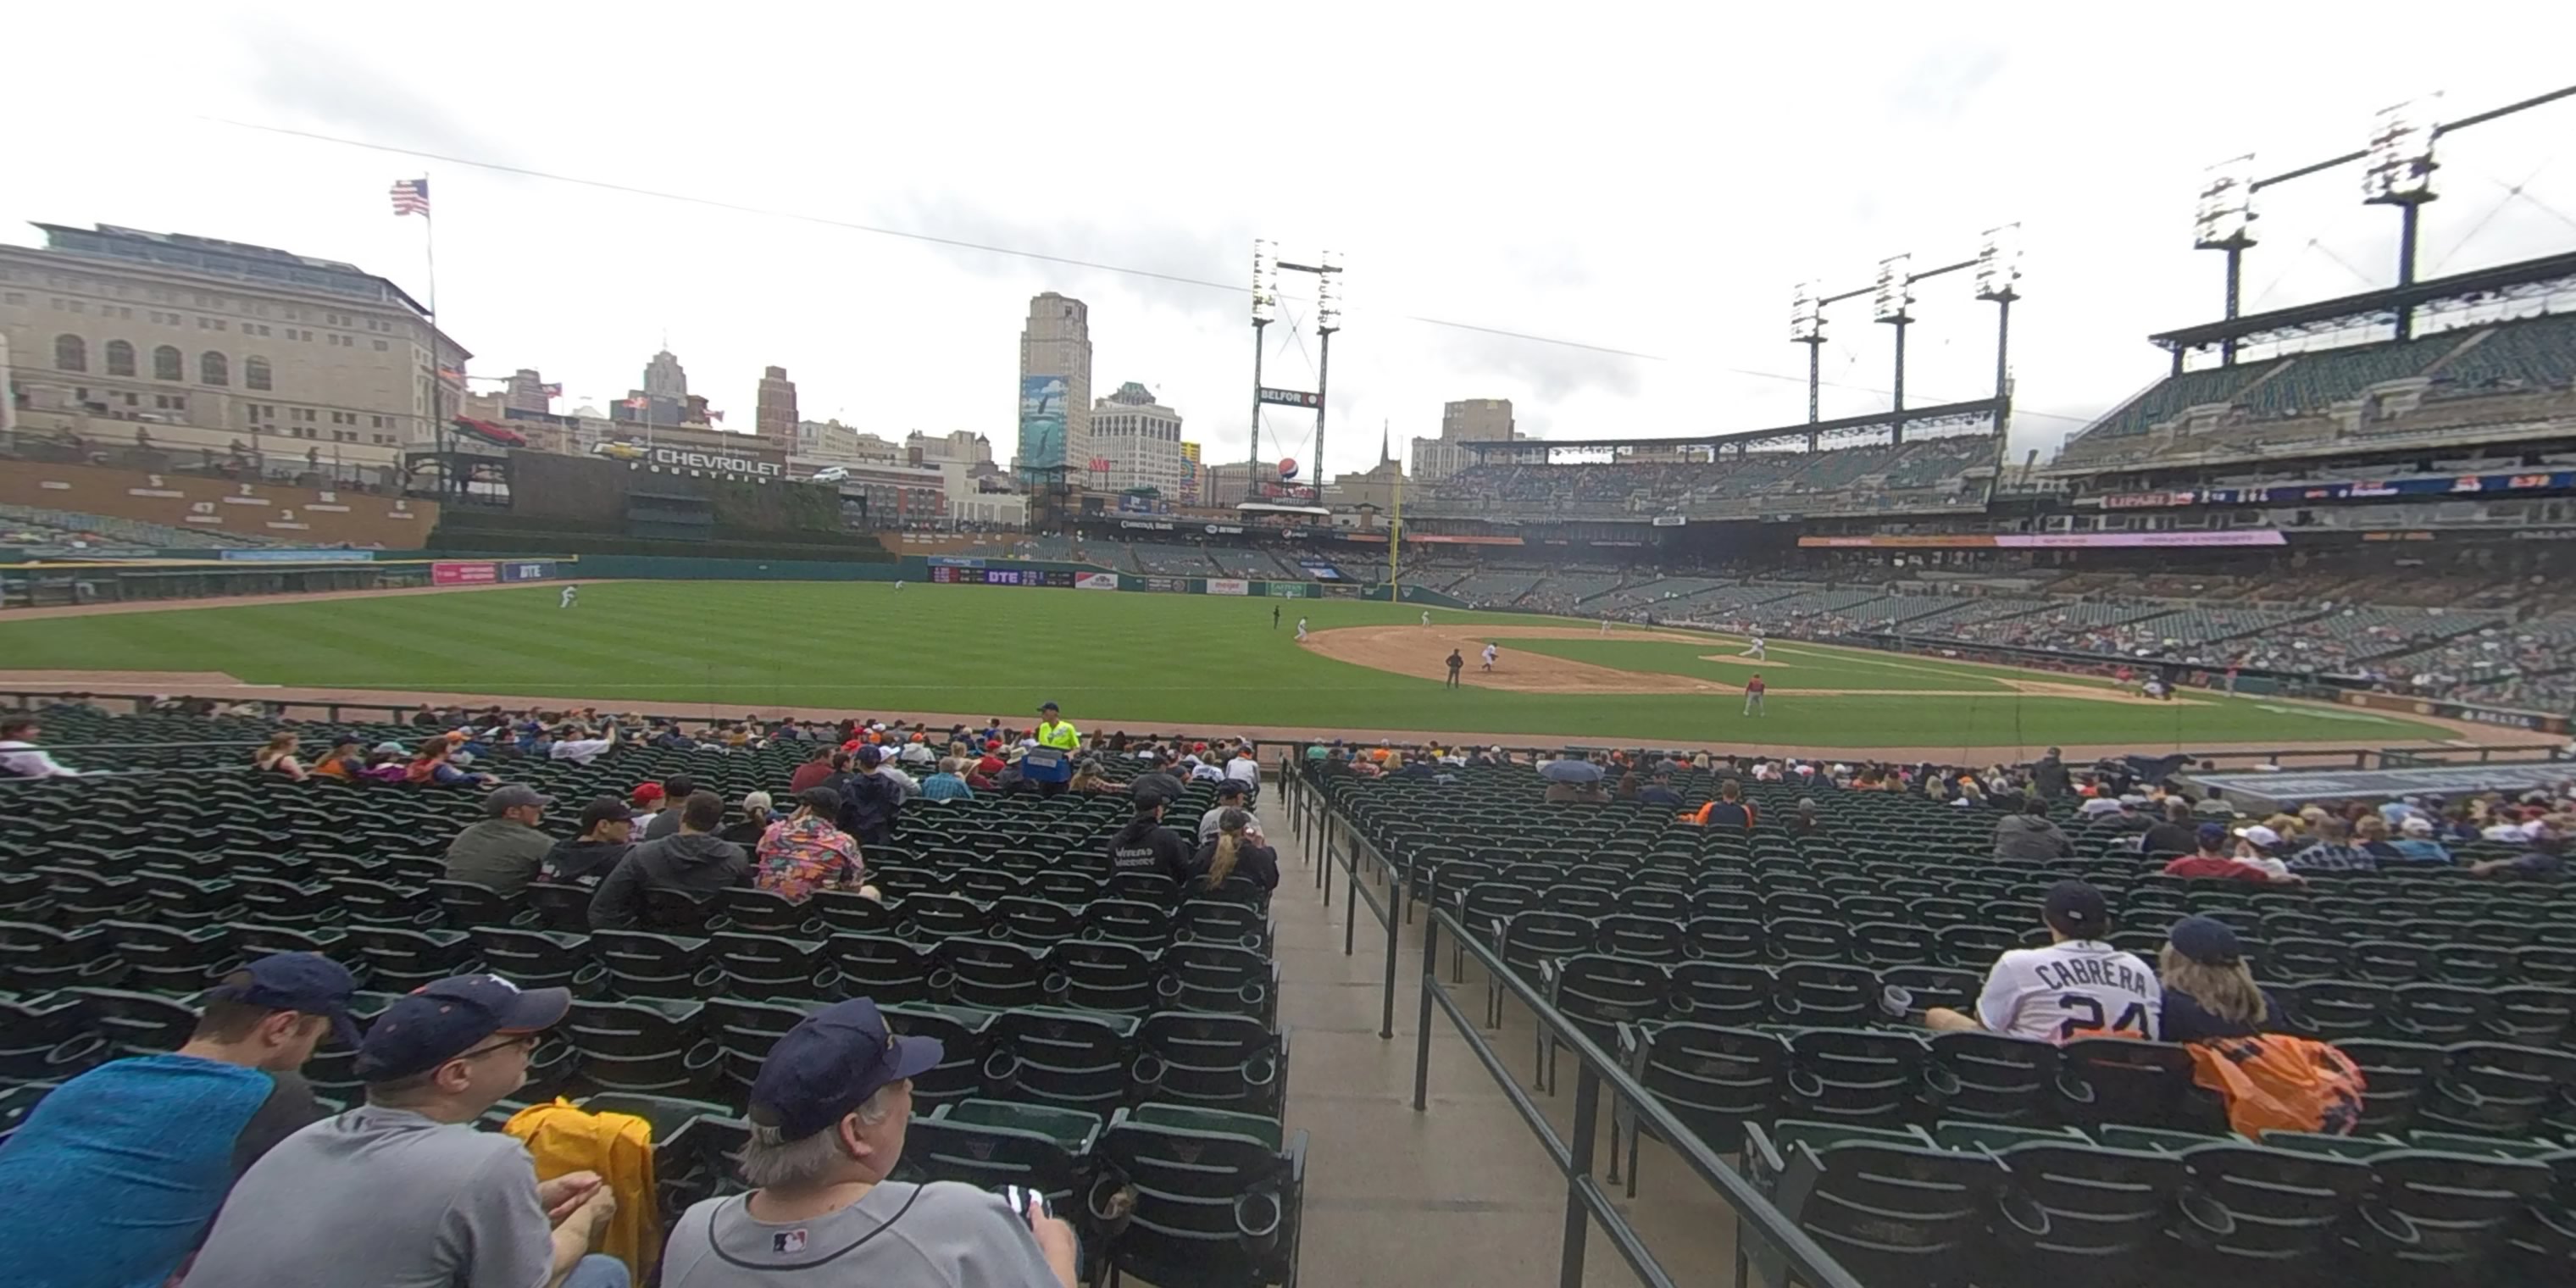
[1461,397,2002,460]
[2148,250,2576,357]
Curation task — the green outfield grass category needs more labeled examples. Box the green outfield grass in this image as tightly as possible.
[0,580,2451,748]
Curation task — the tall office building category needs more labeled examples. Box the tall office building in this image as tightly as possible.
[1088,380,1184,495]
[1015,292,1091,482]
[613,347,693,429]
[756,365,798,446]
[0,221,472,477]
[643,349,688,400]
[1409,397,1518,483]
[502,368,552,414]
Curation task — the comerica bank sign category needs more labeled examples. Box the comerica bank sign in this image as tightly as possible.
[649,447,784,479]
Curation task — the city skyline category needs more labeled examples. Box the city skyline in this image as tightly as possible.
[8,12,2572,483]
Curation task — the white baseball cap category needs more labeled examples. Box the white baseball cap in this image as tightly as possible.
[2235,824,2284,849]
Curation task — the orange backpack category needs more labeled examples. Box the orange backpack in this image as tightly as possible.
[2185,1034,2368,1137]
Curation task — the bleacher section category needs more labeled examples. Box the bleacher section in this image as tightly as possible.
[1422,434,1994,520]
[0,723,1305,1288]
[1320,759,2576,1288]
[0,502,280,551]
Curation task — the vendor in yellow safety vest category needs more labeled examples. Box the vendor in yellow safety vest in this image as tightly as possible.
[1035,702,1080,752]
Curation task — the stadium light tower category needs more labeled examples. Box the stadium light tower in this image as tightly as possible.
[2362,97,2441,336]
[1246,239,1341,502]
[1246,238,1279,502]
[1974,223,2023,407]
[1790,280,1825,425]
[1873,253,1916,419]
[2191,154,2258,364]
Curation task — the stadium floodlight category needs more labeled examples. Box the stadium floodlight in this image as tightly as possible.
[1975,224,2023,302]
[1250,237,1279,324]
[2192,154,2258,248]
[1789,280,1823,342]
[1872,253,1913,323]
[2362,97,2440,204]
[1315,247,1342,332]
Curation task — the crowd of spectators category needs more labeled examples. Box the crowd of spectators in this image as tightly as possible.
[1424,434,1991,518]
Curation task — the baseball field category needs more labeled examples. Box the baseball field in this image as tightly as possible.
[0,579,2488,755]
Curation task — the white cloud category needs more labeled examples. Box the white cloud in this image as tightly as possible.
[9,3,2573,475]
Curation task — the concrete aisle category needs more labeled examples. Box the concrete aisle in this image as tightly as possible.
[1264,780,1742,1288]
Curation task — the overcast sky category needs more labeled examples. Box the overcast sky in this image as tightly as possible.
[10,4,2575,478]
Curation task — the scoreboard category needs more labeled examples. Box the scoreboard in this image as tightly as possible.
[928,567,1076,587]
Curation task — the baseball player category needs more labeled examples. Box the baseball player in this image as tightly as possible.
[558,583,579,609]
[894,580,904,593]
[1273,604,1281,630]
[1742,673,1766,716]
[1480,642,1498,673]
[1296,617,1309,641]
[1445,649,1463,688]
[1421,610,1431,628]
[1741,634,1767,661]
[1599,618,1611,636]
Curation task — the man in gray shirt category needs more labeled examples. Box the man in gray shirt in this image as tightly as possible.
[442,785,558,897]
[1197,779,1265,846]
[659,997,1076,1288]
[185,974,626,1288]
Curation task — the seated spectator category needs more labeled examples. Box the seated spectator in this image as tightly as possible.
[1068,760,1120,794]
[1107,793,1191,883]
[2164,823,2301,885]
[0,711,86,777]
[1181,754,1225,784]
[182,975,625,1288]
[2285,817,2376,874]
[2156,916,2278,1043]
[405,737,497,788]
[757,787,878,902]
[543,796,638,885]
[589,790,751,930]
[546,722,619,765]
[717,791,777,847]
[1188,807,1280,894]
[787,743,836,795]
[2351,814,2406,863]
[834,746,907,847]
[2387,814,2456,864]
[1992,801,2074,861]
[921,758,974,800]
[1686,779,1757,830]
[441,785,556,897]
[1787,797,1830,837]
[2140,799,2200,858]
[254,730,309,781]
[2468,815,2569,877]
[0,954,358,1288]
[641,774,702,840]
[1918,881,2160,1042]
[657,999,1076,1288]
[306,734,368,781]
[1225,745,1263,798]
[1636,772,1685,809]
[1197,779,1263,844]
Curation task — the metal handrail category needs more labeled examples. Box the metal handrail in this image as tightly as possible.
[1411,901,1868,1288]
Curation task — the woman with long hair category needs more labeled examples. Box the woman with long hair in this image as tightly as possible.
[2156,915,2274,1043]
[1186,808,1280,893]
[253,730,308,781]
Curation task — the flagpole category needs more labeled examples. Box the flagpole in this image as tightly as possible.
[417,173,451,502]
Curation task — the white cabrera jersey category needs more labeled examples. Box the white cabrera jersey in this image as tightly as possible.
[1975,940,2161,1044]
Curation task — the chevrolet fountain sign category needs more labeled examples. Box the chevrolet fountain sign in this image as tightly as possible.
[650,446,784,479]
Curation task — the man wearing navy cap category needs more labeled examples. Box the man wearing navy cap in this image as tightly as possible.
[186,974,627,1288]
[0,952,358,1288]
[1914,881,2162,1044]
[660,998,1076,1288]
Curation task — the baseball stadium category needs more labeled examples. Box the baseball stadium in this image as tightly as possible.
[8,80,2576,1288]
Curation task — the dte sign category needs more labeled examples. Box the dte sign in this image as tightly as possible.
[652,447,783,477]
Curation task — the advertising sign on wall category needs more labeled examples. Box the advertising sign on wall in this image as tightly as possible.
[497,561,558,582]
[1076,571,1121,590]
[1018,375,1069,472]
[1143,576,1187,593]
[1205,578,1250,596]
[430,561,498,586]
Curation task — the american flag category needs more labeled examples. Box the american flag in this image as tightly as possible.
[389,179,430,216]
[539,382,564,398]
[621,397,651,410]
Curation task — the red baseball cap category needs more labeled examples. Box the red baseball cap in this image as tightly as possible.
[630,783,666,803]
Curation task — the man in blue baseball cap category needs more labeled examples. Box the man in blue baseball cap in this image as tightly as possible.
[0,952,358,1288]
[659,998,1078,1288]
[186,974,628,1288]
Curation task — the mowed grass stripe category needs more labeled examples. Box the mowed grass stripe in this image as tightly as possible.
[0,581,2448,747]
[1499,638,2015,693]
